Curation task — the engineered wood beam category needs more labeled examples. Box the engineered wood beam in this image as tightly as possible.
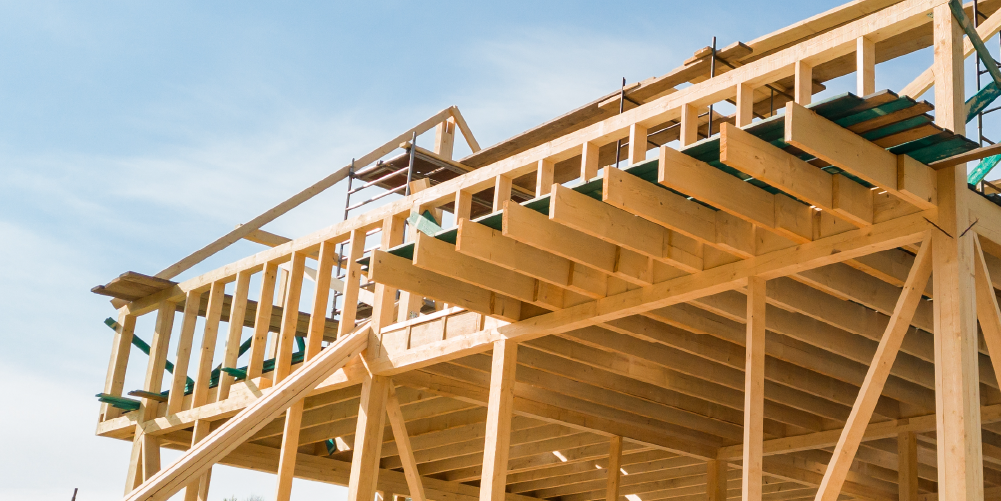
[369,250,523,323]
[783,101,937,209]
[549,184,703,273]
[720,123,873,226]
[899,431,919,501]
[660,144,813,242]
[814,233,932,500]
[456,219,606,299]
[412,232,564,309]
[502,201,656,286]
[480,340,518,501]
[706,459,728,501]
[604,436,623,501]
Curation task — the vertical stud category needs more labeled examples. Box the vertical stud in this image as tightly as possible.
[736,82,755,127]
[628,123,648,165]
[247,262,279,381]
[857,36,876,96]
[581,142,600,181]
[794,60,813,105]
[493,175,512,212]
[536,159,555,197]
[680,103,698,147]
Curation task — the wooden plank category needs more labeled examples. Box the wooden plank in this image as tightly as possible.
[784,101,937,209]
[929,141,1001,169]
[742,276,766,501]
[548,184,703,273]
[934,2,966,135]
[456,219,606,299]
[605,436,623,501]
[455,190,473,220]
[857,36,876,96]
[369,250,522,323]
[974,237,1001,416]
[154,107,456,280]
[386,383,427,501]
[450,107,481,153]
[435,117,456,159]
[192,282,225,408]
[814,232,932,501]
[168,290,203,415]
[479,339,518,501]
[139,302,176,420]
[347,374,391,501]
[503,201,654,286]
[307,241,335,355]
[183,419,212,501]
[602,166,717,245]
[102,311,136,420]
[274,252,306,383]
[413,232,562,309]
[247,262,278,381]
[373,217,406,334]
[217,271,250,400]
[122,327,367,501]
[274,400,304,501]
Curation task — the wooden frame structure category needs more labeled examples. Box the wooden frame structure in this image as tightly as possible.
[93,1,1001,500]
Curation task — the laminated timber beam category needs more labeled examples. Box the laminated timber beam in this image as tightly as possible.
[370,210,931,376]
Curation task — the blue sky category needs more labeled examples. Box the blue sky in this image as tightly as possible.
[0,1,990,500]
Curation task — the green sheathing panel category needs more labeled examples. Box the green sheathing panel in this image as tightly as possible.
[966,82,1001,123]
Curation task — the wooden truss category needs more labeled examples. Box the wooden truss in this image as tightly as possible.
[93,1,1001,500]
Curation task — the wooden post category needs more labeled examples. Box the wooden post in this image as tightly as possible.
[217,271,251,400]
[275,241,336,501]
[628,124,648,165]
[581,142,599,181]
[794,60,813,105]
[680,103,698,147]
[372,217,407,338]
[102,310,136,420]
[338,234,366,338]
[736,82,755,128]
[898,432,918,501]
[191,281,225,408]
[856,36,876,96]
[932,5,982,501]
[742,276,766,501]
[536,159,555,197]
[346,375,391,501]
[434,117,456,160]
[706,460,728,501]
[168,290,203,415]
[274,253,306,383]
[268,267,291,360]
[247,262,278,381]
[455,190,473,221]
[605,436,623,501]
[493,175,512,212]
[479,339,518,501]
[386,383,427,501]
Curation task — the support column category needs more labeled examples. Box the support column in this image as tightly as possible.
[536,159,555,197]
[898,432,918,501]
[434,117,456,159]
[346,374,391,501]
[680,104,698,147]
[479,339,518,501]
[628,124,648,165]
[605,436,623,501]
[742,276,766,501]
[736,82,755,128]
[706,460,728,501]
[493,175,512,212]
[932,5,982,501]
[794,60,813,105]
[581,142,599,181]
[857,36,876,96]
